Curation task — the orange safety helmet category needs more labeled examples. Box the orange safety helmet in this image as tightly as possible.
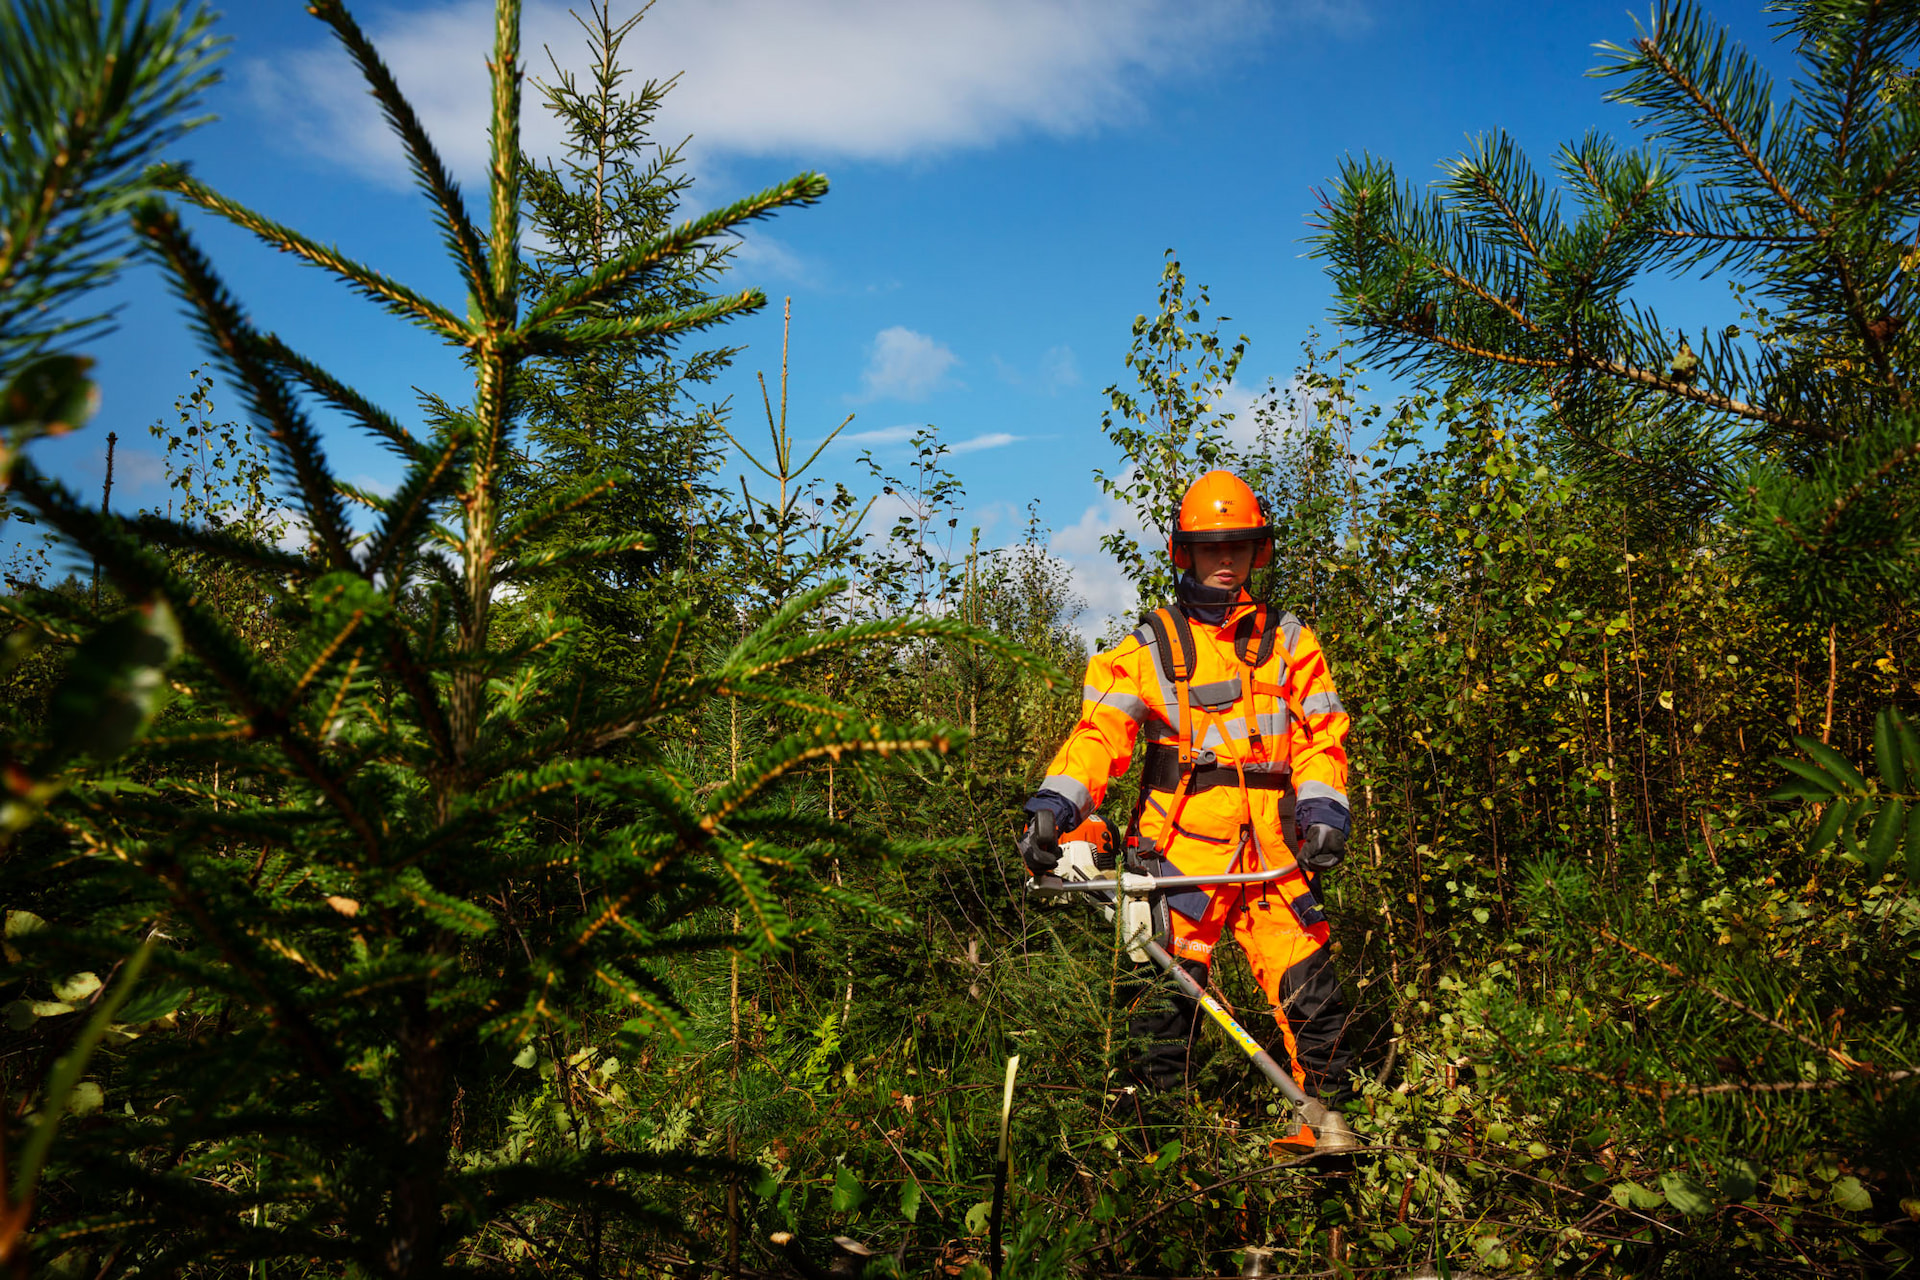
[1169,469,1273,569]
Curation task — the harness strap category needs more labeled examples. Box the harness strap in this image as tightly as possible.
[1141,606,1196,683]
[1233,607,1270,759]
[1142,607,1197,770]
[1233,607,1277,669]
[1142,744,1289,794]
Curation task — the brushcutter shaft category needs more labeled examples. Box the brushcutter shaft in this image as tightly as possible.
[1137,934,1310,1107]
[1037,874,1313,1110]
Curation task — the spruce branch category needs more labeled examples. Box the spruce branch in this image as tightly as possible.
[487,0,524,318]
[522,173,830,328]
[0,0,223,375]
[304,0,493,313]
[279,609,369,720]
[695,723,955,834]
[253,332,424,462]
[132,199,358,569]
[364,419,468,583]
[154,170,467,343]
[493,532,651,581]
[123,511,314,577]
[520,287,772,356]
[9,464,386,860]
[496,471,623,552]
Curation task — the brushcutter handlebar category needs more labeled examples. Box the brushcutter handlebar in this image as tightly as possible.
[1025,865,1294,898]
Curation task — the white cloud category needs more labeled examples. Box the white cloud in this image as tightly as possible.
[1039,345,1081,392]
[821,424,1013,456]
[726,230,813,284]
[243,0,1337,187]
[107,447,170,497]
[829,423,921,451]
[1049,488,1149,641]
[266,506,312,556]
[856,326,958,403]
[348,472,399,499]
[994,344,1081,394]
[949,431,1020,454]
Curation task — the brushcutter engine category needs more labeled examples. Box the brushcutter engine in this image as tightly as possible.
[1031,814,1168,963]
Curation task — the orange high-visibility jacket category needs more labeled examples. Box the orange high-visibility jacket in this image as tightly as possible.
[1038,597,1350,875]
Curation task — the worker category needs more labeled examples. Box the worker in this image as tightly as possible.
[1019,469,1356,1112]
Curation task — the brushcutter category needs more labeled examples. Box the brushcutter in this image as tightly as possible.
[1023,811,1359,1154]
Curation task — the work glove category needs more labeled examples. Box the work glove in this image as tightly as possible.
[1299,823,1347,874]
[1017,809,1062,875]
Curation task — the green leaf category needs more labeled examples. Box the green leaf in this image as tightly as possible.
[1907,802,1920,887]
[1770,777,1834,804]
[964,1199,993,1236]
[43,598,182,767]
[13,933,156,1204]
[831,1165,868,1214]
[5,910,47,940]
[1805,800,1848,856]
[899,1177,921,1223]
[1875,709,1906,793]
[1796,736,1869,795]
[51,973,100,1003]
[511,1044,537,1069]
[1611,1181,1665,1210]
[1718,1159,1758,1203]
[1837,797,1875,861]
[1863,797,1905,878]
[1830,1176,1872,1213]
[1771,755,1842,801]
[114,982,189,1026]
[1661,1171,1713,1215]
[1896,712,1920,793]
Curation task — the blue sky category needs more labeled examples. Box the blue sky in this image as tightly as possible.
[27,0,1788,630]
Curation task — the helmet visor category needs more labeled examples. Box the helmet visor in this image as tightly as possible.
[1172,526,1274,546]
